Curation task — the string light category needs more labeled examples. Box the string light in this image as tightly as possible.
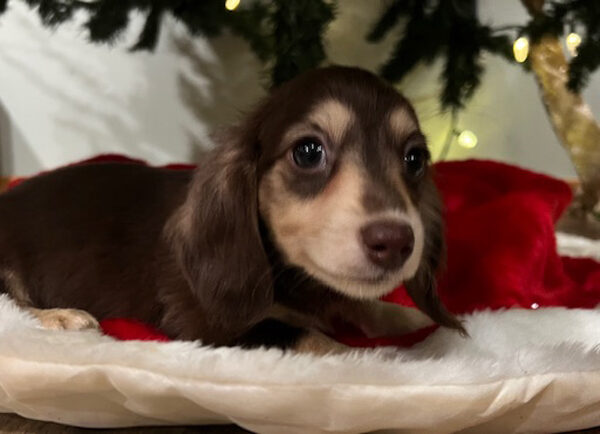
[513,36,529,63]
[566,32,581,56]
[457,130,478,149]
[225,0,240,11]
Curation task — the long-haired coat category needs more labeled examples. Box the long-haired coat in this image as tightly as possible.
[0,66,463,354]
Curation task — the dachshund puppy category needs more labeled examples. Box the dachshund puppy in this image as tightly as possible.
[0,66,463,353]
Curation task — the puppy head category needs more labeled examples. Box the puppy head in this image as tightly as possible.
[257,67,461,330]
[171,66,462,342]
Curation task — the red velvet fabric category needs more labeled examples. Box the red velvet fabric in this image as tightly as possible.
[8,156,600,347]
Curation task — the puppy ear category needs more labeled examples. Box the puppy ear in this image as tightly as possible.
[405,182,466,335]
[168,129,273,344]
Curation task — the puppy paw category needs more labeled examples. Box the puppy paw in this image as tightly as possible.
[294,331,349,355]
[362,302,435,338]
[27,308,100,331]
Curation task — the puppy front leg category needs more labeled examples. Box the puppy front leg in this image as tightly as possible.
[282,303,429,355]
[293,330,349,355]
[238,316,349,355]
[2,268,99,331]
[351,300,434,338]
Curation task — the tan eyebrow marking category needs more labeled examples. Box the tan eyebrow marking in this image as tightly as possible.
[284,99,355,146]
[309,99,355,143]
[389,107,418,139]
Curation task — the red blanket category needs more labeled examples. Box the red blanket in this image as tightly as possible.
[9,155,600,347]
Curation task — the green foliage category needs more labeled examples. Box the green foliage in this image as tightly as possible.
[270,0,334,87]
[368,0,512,109]
[227,2,273,62]
[0,0,598,109]
[1,0,334,87]
[369,0,600,109]
[522,0,600,92]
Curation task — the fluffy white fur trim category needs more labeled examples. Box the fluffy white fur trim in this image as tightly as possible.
[0,233,598,433]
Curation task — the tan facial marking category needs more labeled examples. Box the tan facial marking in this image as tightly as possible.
[262,158,395,298]
[261,151,425,299]
[283,99,355,145]
[310,99,355,143]
[389,107,418,138]
[258,98,427,300]
[261,158,364,262]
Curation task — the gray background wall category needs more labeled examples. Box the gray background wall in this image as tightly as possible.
[0,0,597,178]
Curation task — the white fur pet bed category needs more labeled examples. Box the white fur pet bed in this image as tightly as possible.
[0,233,599,434]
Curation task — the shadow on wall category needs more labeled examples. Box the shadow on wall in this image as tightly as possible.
[0,2,266,170]
[173,0,400,147]
[0,102,11,175]
[172,30,265,161]
[171,0,445,160]
[0,8,203,167]
[0,102,41,176]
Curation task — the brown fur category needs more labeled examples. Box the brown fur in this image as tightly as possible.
[0,66,463,352]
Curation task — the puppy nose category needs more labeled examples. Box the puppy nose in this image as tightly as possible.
[360,221,414,270]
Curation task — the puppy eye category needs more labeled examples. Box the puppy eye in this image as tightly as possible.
[404,147,428,179]
[292,139,326,170]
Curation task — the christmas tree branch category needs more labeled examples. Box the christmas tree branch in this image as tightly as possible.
[0,0,336,87]
[371,0,512,111]
[522,0,600,212]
